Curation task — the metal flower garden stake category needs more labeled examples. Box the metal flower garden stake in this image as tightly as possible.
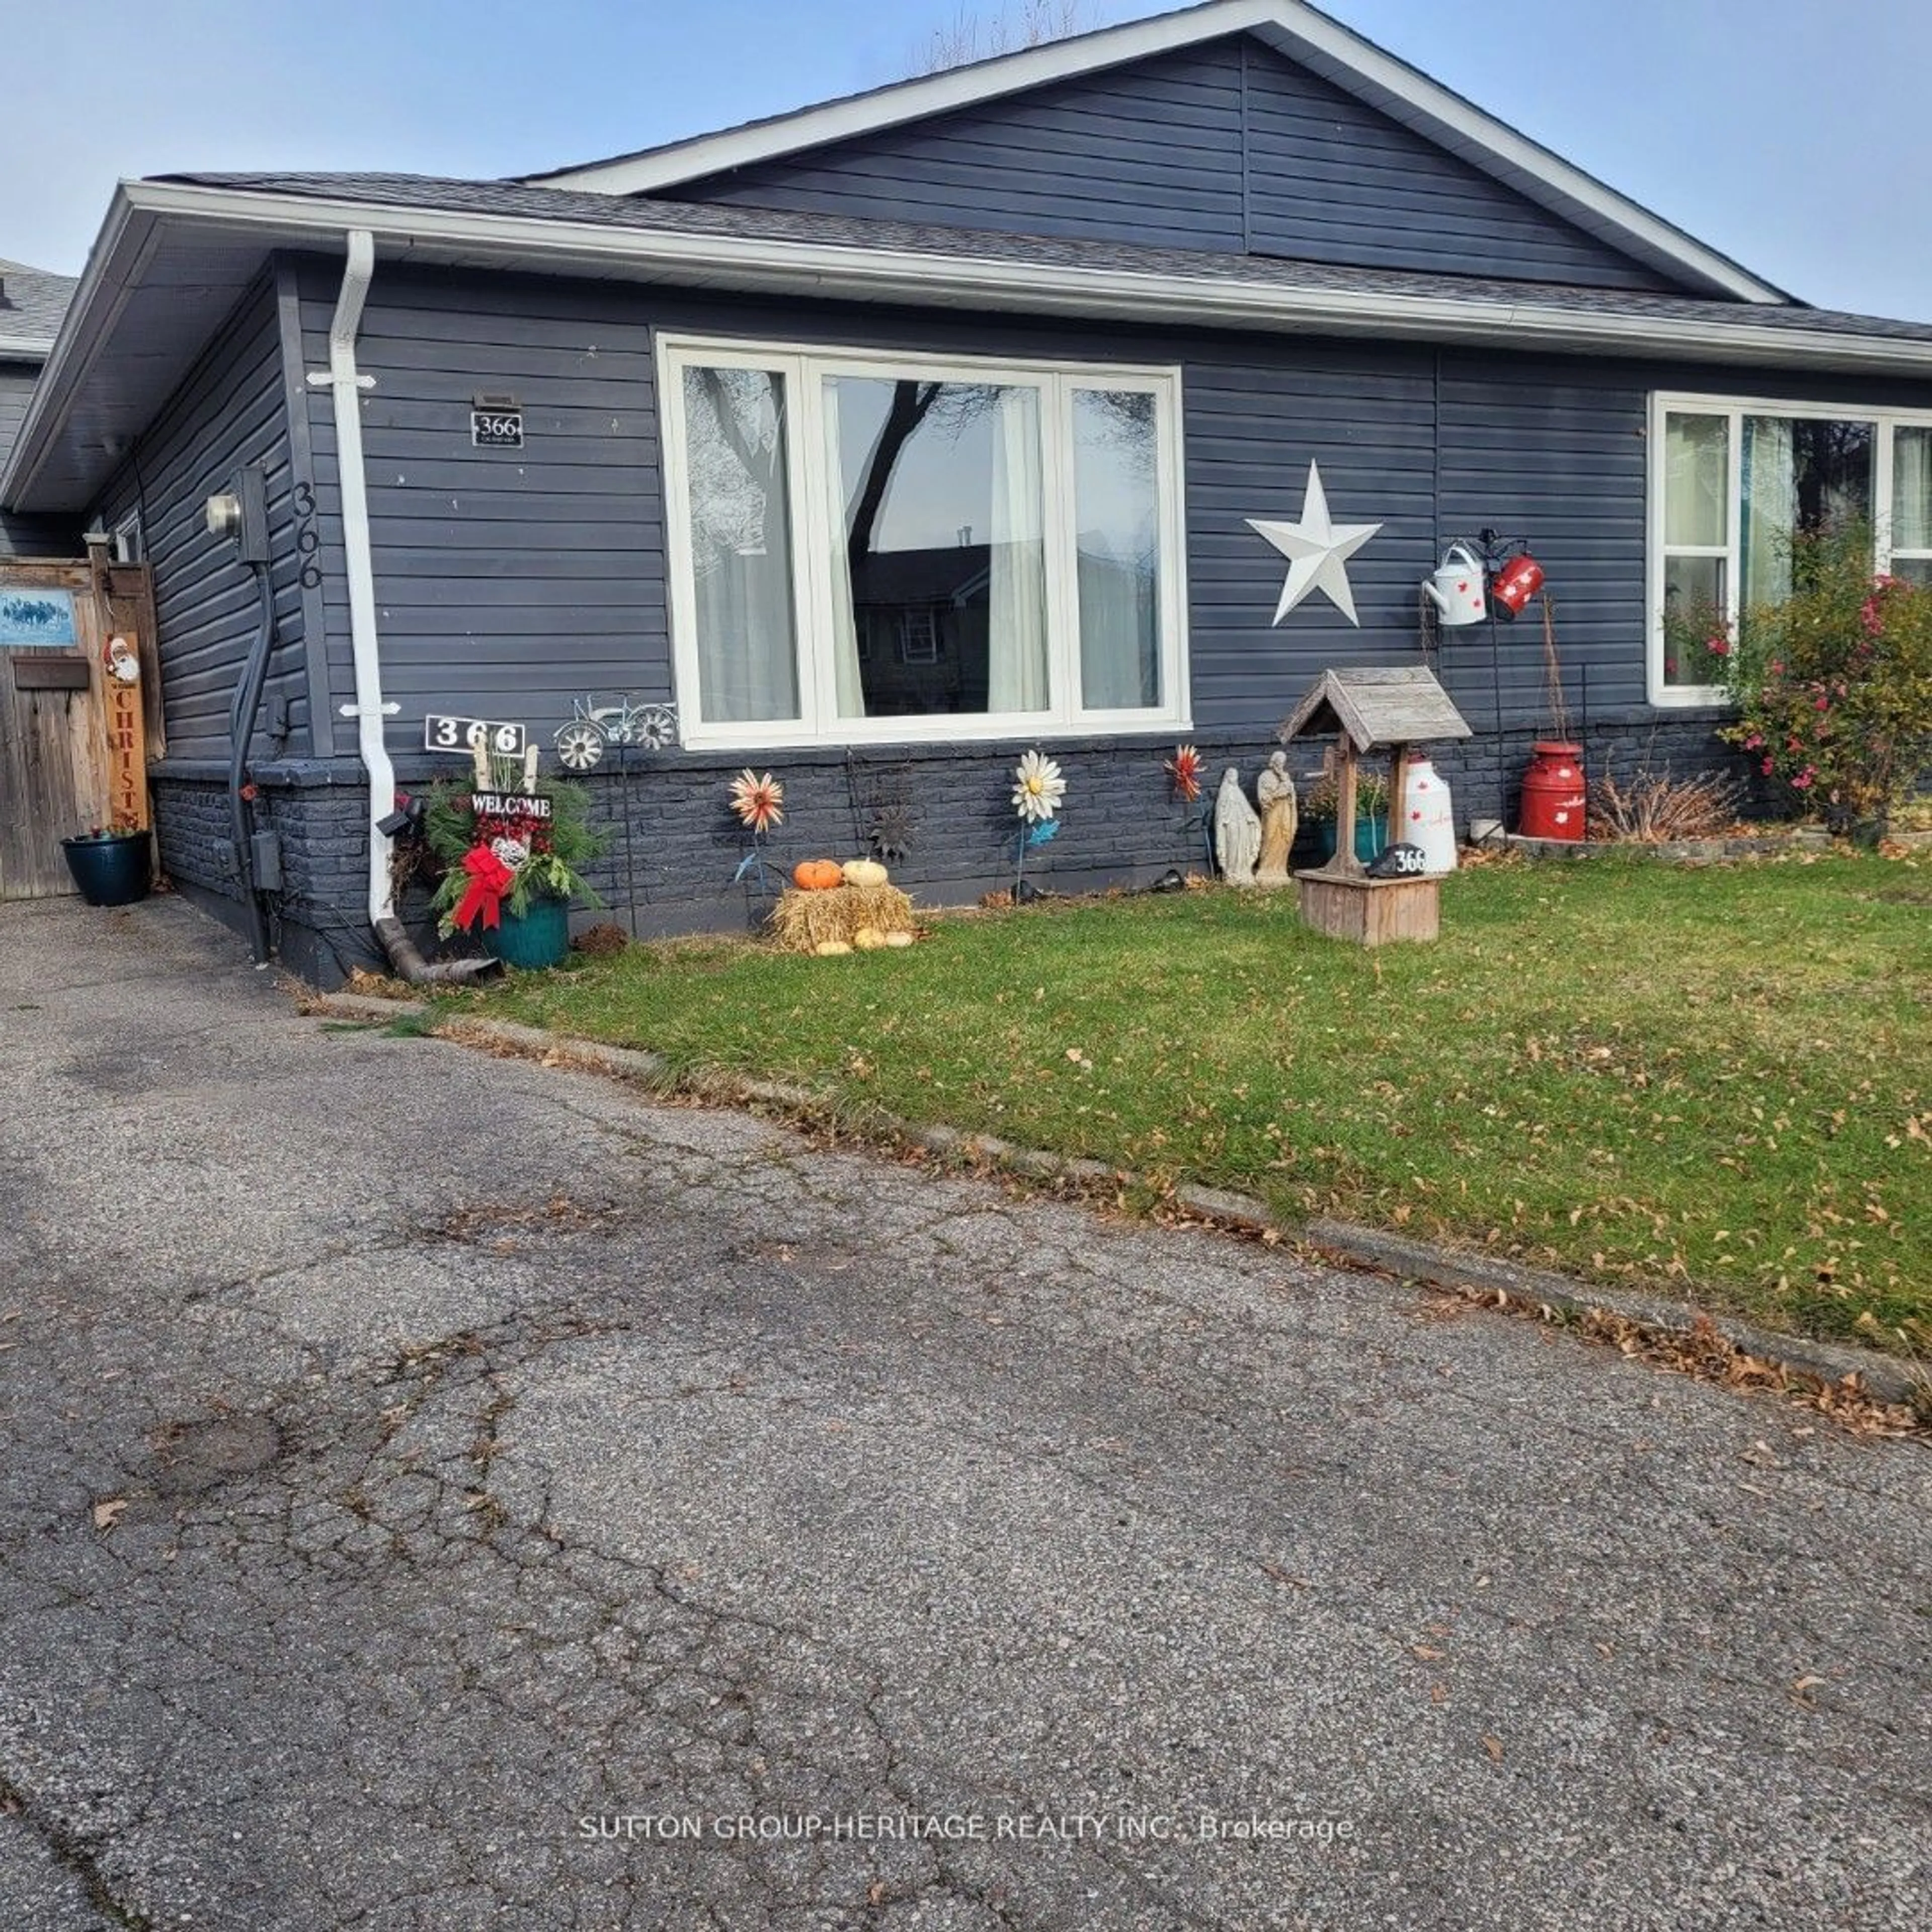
[1010,750,1066,898]
[1164,742,1212,869]
[729,769,786,899]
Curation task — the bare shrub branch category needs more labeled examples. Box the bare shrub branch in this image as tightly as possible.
[1587,754,1749,843]
[915,2,1094,74]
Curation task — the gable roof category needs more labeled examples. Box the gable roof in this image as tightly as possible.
[0,258,76,359]
[529,0,1787,306]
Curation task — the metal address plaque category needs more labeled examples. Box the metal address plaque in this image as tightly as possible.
[470,409,524,449]
[424,714,525,756]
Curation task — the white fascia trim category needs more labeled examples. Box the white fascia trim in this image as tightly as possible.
[0,187,152,507]
[0,338,50,360]
[113,181,1932,375]
[531,0,1783,305]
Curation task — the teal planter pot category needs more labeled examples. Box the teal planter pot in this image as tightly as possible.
[1315,814,1387,865]
[484,897,570,970]
[60,831,152,907]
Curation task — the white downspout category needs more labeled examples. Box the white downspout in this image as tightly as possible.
[307,228,397,927]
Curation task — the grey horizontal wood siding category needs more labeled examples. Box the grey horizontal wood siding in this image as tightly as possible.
[93,278,312,759]
[295,257,666,746]
[0,363,37,471]
[0,361,77,557]
[299,264,1932,767]
[1240,47,1659,286]
[664,34,1674,292]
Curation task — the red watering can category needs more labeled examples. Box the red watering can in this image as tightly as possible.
[1489,551,1546,620]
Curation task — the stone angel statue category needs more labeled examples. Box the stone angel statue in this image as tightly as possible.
[1214,766,1261,887]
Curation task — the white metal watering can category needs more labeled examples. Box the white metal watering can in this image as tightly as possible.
[1423,543,1487,627]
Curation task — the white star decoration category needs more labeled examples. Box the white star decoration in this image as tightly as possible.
[1247,461,1383,627]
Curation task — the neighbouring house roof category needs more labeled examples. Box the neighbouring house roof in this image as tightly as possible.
[526,0,1788,307]
[0,257,76,358]
[10,169,1932,515]
[850,544,992,608]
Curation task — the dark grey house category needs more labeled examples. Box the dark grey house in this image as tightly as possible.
[0,258,77,556]
[7,0,1932,980]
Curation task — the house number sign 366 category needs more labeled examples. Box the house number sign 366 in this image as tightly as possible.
[470,409,524,449]
[425,714,525,755]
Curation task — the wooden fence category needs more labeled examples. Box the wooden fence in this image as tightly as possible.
[0,556,157,900]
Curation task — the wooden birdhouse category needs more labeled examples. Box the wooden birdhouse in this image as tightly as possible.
[1277,666,1472,945]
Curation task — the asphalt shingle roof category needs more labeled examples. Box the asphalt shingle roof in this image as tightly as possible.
[159,170,1932,347]
[0,258,77,350]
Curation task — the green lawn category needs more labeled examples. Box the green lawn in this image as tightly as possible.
[435,853,1931,1352]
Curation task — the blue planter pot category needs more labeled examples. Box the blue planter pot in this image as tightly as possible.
[483,897,570,970]
[60,831,151,907]
[1315,814,1387,864]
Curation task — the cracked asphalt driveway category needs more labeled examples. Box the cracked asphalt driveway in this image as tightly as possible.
[1,896,1927,1930]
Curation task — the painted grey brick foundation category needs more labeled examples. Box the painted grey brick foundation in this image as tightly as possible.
[146,712,1757,986]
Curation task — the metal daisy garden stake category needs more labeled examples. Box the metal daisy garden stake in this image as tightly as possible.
[728,769,786,899]
[1010,750,1066,899]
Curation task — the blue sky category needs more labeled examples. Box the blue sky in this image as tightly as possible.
[6,0,1929,319]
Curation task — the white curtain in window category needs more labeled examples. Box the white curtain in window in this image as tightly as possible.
[1077,547,1155,708]
[1741,417,1794,609]
[1895,427,1932,554]
[986,386,1049,713]
[1073,389,1161,710]
[1664,413,1728,546]
[684,366,799,723]
[821,379,866,719]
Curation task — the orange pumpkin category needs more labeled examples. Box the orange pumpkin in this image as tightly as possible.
[792,858,843,891]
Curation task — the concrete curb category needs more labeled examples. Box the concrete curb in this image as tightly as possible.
[1301,1219,1919,1408]
[305,993,1924,1412]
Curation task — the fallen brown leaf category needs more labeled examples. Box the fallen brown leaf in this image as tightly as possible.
[91,1498,126,1533]
[1411,1644,1447,1662]
[1481,1734,1504,1765]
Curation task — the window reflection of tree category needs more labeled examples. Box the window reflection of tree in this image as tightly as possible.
[684,366,1163,716]
[1791,419,1874,533]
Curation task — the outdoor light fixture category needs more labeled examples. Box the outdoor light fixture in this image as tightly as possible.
[375,792,427,839]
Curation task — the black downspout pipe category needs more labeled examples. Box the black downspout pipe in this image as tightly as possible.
[227,560,276,965]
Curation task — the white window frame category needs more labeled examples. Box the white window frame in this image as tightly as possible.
[1647,389,1932,706]
[658,334,1191,751]
[111,511,143,564]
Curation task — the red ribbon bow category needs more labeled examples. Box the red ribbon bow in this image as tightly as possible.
[453,844,516,931]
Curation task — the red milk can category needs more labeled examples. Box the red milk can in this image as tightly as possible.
[1518,742,1585,841]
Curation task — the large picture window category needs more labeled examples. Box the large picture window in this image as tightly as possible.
[1649,393,1932,703]
[660,339,1188,748]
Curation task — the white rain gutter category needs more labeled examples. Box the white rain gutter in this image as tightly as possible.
[307,229,396,927]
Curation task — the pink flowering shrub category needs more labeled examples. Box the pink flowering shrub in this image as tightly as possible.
[1720,524,1932,830]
